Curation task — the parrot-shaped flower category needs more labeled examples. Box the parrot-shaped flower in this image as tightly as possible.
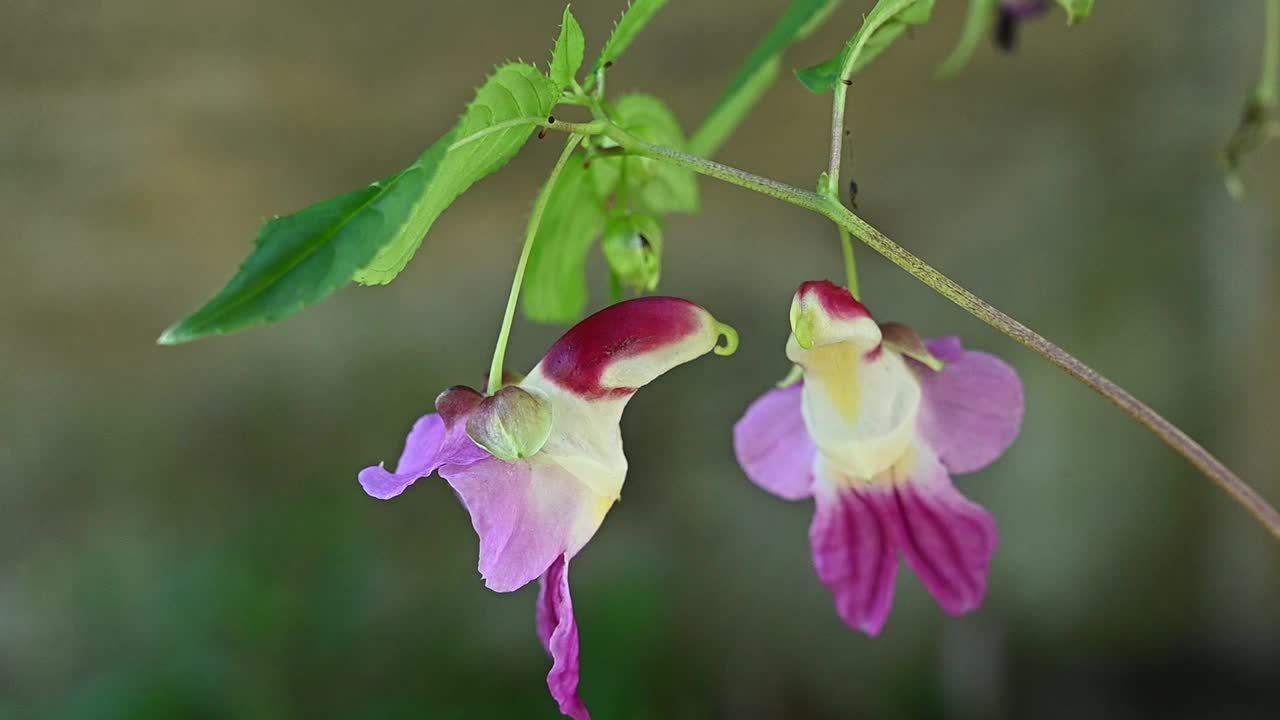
[734,281,1023,635]
[359,297,737,720]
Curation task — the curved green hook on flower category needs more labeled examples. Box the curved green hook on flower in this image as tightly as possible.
[713,321,740,356]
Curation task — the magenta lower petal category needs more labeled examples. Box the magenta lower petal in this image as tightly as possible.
[916,337,1024,475]
[536,555,591,720]
[809,480,899,635]
[734,383,818,500]
[441,457,610,593]
[885,451,998,616]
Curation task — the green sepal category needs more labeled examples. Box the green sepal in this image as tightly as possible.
[466,386,554,463]
[795,0,935,93]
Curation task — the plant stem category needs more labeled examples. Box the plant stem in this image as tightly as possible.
[838,225,860,300]
[595,125,1280,541]
[1261,0,1279,105]
[486,134,584,396]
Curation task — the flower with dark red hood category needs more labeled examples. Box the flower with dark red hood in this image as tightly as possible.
[734,281,1023,635]
[360,297,736,720]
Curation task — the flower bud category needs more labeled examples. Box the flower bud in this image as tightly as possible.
[602,214,663,293]
[465,386,554,463]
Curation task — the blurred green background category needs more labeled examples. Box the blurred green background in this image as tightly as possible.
[3,1,1279,718]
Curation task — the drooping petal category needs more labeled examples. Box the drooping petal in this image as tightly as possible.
[536,555,590,720]
[733,383,817,500]
[884,446,998,617]
[809,469,899,636]
[357,386,489,500]
[440,456,612,593]
[358,413,446,500]
[915,337,1024,475]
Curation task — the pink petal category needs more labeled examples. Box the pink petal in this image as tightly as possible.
[440,457,611,593]
[809,478,899,636]
[884,450,998,616]
[536,555,591,720]
[733,383,817,500]
[916,337,1024,475]
[357,387,489,500]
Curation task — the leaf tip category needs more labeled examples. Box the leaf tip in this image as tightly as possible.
[156,322,194,346]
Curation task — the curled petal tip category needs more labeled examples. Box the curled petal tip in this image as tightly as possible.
[713,321,739,356]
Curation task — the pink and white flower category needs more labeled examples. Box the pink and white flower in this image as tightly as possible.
[734,281,1024,635]
[360,297,736,720]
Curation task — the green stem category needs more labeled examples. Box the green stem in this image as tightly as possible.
[486,134,584,396]
[838,225,860,300]
[1261,0,1279,105]
[591,124,1280,541]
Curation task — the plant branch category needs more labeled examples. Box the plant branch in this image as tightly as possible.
[486,134,584,396]
[1261,0,1279,105]
[596,125,1280,541]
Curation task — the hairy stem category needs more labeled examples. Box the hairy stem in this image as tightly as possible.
[593,124,1280,541]
[486,134,584,396]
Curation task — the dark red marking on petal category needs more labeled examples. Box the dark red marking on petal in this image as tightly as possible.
[539,296,703,398]
[797,280,873,320]
[435,385,484,428]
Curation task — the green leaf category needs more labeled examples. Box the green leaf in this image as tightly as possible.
[354,63,558,284]
[522,154,607,323]
[937,0,998,78]
[1055,0,1095,24]
[550,6,586,90]
[595,94,699,215]
[690,0,843,157]
[595,0,669,71]
[795,0,935,93]
[158,140,450,345]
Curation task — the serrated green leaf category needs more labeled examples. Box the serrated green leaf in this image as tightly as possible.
[596,94,699,214]
[354,63,557,284]
[595,0,669,71]
[550,6,586,90]
[937,0,998,78]
[795,0,935,93]
[1055,0,1094,24]
[522,154,607,323]
[690,0,843,157]
[158,140,449,345]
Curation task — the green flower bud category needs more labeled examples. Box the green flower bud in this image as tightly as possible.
[602,214,663,294]
[465,386,554,463]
